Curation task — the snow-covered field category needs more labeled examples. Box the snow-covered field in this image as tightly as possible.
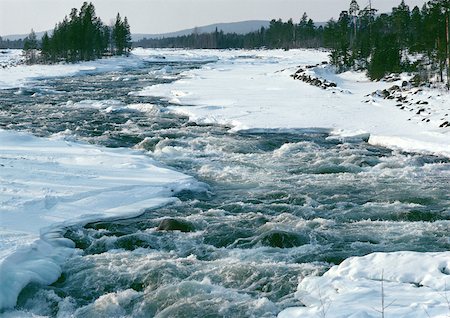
[0,49,449,316]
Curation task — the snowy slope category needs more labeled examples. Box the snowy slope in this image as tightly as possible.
[0,50,145,89]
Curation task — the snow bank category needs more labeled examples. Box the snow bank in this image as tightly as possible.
[133,48,450,158]
[278,251,450,318]
[0,129,199,309]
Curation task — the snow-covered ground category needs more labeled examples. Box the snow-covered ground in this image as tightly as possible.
[279,252,450,318]
[0,49,449,316]
[135,49,450,158]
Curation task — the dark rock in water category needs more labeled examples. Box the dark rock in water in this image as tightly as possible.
[116,235,154,250]
[157,218,195,232]
[260,230,309,248]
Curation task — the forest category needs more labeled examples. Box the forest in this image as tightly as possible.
[20,2,131,63]
[136,0,450,82]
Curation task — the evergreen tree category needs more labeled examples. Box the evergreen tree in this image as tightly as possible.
[23,29,38,63]
[391,0,410,49]
[112,14,132,54]
[40,32,51,60]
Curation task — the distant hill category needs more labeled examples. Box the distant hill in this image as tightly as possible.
[2,31,50,41]
[2,20,327,42]
[132,20,271,41]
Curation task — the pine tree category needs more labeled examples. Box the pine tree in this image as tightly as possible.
[113,13,127,54]
[123,17,132,54]
[392,0,410,49]
[23,29,38,63]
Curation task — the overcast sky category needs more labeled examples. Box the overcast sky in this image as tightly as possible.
[0,0,428,36]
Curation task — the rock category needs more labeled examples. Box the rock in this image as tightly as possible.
[379,89,390,98]
[439,121,449,128]
[388,85,400,92]
[259,230,308,248]
[157,218,195,232]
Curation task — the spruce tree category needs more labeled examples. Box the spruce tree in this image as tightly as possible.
[23,29,38,63]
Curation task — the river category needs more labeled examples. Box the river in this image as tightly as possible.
[1,59,449,317]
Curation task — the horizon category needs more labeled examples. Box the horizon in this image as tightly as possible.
[0,0,428,37]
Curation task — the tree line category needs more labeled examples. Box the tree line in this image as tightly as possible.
[134,14,322,50]
[22,2,131,63]
[0,37,25,49]
[136,0,450,84]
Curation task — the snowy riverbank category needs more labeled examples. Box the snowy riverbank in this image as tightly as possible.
[135,49,450,158]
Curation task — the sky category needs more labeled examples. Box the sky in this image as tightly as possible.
[0,0,428,37]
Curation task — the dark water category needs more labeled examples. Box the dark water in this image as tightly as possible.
[1,60,449,317]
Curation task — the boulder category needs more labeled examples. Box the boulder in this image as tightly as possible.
[157,218,195,232]
[259,230,309,248]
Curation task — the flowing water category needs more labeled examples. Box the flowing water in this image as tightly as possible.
[1,60,449,317]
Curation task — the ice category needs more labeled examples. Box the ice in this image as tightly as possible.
[0,129,199,309]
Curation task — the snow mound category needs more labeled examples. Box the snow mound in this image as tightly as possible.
[279,251,450,318]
